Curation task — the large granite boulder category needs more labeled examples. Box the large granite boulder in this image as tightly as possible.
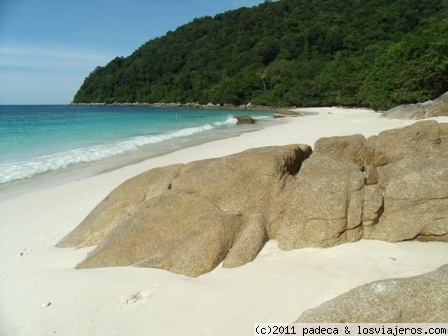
[365,121,448,242]
[222,213,269,268]
[57,164,183,248]
[373,120,448,167]
[275,120,448,249]
[276,156,367,249]
[296,264,448,322]
[367,157,448,242]
[275,134,375,249]
[383,91,448,119]
[77,192,243,277]
[58,121,448,277]
[57,145,312,277]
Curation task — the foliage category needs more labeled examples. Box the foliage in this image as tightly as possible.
[73,0,448,109]
[362,19,448,109]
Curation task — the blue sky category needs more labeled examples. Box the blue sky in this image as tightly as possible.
[0,0,264,105]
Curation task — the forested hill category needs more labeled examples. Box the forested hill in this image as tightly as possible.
[73,0,448,109]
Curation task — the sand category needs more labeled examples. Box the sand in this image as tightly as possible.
[1,107,447,335]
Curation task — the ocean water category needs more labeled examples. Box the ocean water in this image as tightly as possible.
[0,105,277,196]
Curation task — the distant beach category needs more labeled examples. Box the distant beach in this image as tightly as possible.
[1,107,447,335]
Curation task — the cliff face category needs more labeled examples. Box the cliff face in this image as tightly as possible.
[384,91,448,120]
[57,121,448,278]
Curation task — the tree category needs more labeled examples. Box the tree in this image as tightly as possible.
[72,0,448,108]
[363,19,448,109]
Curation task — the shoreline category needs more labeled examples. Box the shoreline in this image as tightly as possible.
[0,110,283,202]
[70,101,279,111]
[1,107,447,335]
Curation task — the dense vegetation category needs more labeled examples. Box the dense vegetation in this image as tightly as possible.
[73,0,448,110]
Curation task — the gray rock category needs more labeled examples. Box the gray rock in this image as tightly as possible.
[273,109,300,118]
[296,264,448,322]
[383,91,448,120]
[235,115,256,124]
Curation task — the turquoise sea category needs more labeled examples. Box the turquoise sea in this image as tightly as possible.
[0,105,277,197]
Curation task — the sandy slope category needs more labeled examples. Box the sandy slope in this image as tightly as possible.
[1,108,447,336]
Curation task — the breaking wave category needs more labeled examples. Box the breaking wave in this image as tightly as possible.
[0,123,220,184]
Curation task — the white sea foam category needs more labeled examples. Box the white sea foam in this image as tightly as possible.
[0,123,216,184]
[213,115,268,126]
[213,116,238,126]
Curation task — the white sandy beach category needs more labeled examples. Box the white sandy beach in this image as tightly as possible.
[1,107,448,336]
